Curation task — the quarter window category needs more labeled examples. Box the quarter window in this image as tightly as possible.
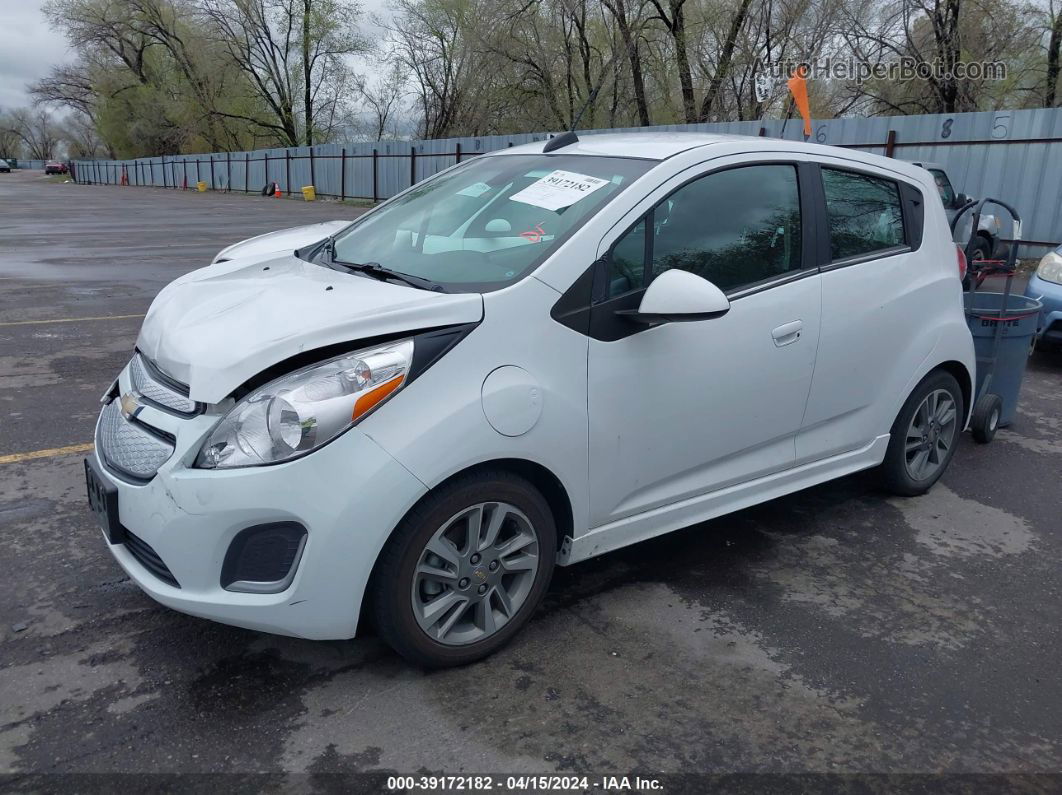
[606,164,803,297]
[821,168,905,261]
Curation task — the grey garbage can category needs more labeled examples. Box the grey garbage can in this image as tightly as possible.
[963,291,1042,427]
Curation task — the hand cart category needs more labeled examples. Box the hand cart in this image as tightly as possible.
[950,198,1042,443]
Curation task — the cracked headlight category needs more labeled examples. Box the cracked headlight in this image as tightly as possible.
[196,339,414,469]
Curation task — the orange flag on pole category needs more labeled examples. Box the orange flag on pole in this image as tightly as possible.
[786,67,812,137]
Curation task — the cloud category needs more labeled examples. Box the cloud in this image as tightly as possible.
[0,0,74,110]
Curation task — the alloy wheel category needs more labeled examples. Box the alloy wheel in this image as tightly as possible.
[904,388,958,481]
[411,502,540,646]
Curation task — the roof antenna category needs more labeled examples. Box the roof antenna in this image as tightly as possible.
[543,31,638,153]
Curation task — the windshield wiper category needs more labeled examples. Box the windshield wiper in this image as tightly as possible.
[333,258,446,293]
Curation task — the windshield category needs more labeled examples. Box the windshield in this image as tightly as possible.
[329,154,653,292]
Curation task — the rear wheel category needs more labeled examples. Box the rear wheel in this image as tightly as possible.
[880,371,964,496]
[370,471,556,668]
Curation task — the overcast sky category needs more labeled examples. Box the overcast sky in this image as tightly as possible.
[0,1,74,111]
[0,0,391,113]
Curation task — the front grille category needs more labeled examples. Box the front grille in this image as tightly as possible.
[129,354,198,416]
[124,530,180,588]
[96,399,175,481]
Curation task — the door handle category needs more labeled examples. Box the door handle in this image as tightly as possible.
[771,320,803,347]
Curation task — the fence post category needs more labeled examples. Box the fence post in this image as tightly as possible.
[226,152,231,192]
[161,156,166,188]
[455,141,462,163]
[885,129,897,158]
[758,127,766,137]
[245,152,249,192]
[195,157,201,185]
[372,149,378,202]
[410,145,416,187]
[285,149,291,196]
[264,152,270,191]
[340,148,346,202]
[210,156,216,189]
[309,147,315,191]
[94,161,99,184]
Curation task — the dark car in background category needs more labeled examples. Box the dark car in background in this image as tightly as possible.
[0,160,11,173]
[45,161,68,175]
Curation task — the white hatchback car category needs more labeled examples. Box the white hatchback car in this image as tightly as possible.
[86,133,975,666]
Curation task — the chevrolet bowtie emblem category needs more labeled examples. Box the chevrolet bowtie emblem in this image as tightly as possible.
[119,391,143,420]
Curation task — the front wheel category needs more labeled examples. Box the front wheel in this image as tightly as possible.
[370,471,556,668]
[880,371,964,497]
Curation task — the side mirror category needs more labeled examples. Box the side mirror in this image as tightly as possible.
[954,193,969,209]
[616,269,730,324]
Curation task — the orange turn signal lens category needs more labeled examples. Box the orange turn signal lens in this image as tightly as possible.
[352,375,404,421]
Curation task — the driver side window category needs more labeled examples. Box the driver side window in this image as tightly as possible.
[605,164,803,298]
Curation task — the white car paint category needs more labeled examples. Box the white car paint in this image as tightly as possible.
[139,254,482,403]
[211,219,350,264]
[90,133,975,645]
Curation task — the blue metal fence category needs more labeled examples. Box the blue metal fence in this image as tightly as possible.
[73,107,1062,254]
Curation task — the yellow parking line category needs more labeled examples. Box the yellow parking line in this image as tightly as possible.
[0,442,94,465]
[0,314,145,328]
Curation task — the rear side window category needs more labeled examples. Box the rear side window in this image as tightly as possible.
[821,168,905,261]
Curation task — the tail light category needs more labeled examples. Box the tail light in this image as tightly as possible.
[955,244,968,281]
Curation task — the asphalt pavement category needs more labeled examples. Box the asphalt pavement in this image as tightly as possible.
[1,168,1060,786]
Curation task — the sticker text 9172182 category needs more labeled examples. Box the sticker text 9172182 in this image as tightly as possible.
[509,170,610,212]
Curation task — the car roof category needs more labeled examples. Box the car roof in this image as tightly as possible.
[491,132,931,179]
[494,132,756,160]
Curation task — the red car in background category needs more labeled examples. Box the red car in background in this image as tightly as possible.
[45,161,68,175]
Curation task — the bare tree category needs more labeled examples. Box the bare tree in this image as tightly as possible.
[648,0,696,121]
[353,63,407,140]
[385,0,491,138]
[201,0,365,146]
[697,0,756,121]
[601,0,652,125]
[1044,0,1062,105]
[1,108,61,160]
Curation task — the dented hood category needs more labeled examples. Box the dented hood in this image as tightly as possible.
[137,255,483,403]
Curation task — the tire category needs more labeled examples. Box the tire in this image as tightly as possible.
[971,393,1003,444]
[880,370,964,497]
[370,470,557,668]
[970,237,991,265]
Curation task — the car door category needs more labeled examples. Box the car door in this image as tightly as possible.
[584,160,823,527]
[795,161,926,464]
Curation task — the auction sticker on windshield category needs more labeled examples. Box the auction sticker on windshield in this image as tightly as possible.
[509,170,610,211]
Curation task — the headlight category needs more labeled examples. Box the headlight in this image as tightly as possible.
[196,339,414,469]
[1036,251,1062,285]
